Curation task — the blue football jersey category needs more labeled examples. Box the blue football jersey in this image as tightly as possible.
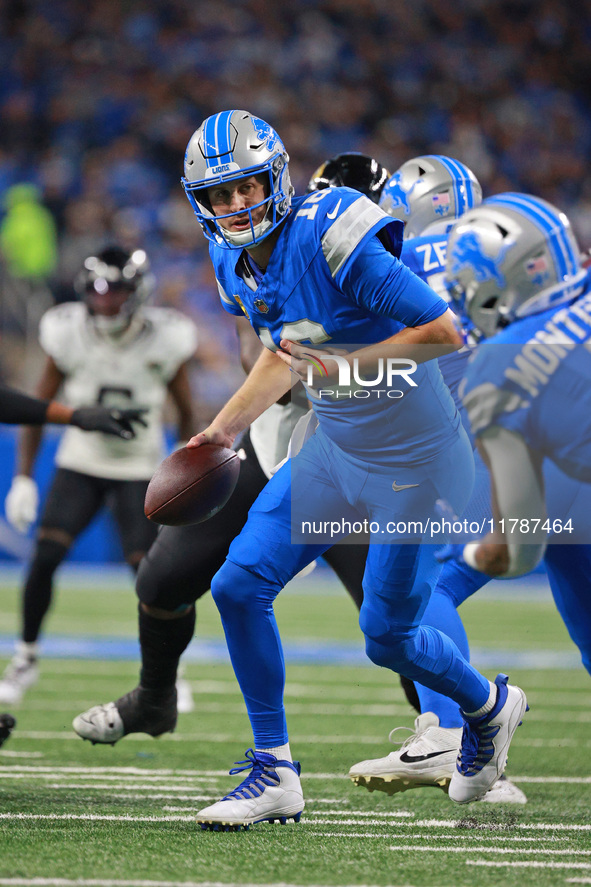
[211,187,460,463]
[401,231,472,413]
[461,285,591,482]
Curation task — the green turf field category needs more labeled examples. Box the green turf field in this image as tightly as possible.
[0,566,590,887]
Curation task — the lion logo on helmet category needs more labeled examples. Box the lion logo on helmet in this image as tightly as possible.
[450,231,513,287]
[252,117,279,151]
[381,172,416,215]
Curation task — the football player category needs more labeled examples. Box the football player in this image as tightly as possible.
[0,247,198,705]
[71,156,387,745]
[175,110,526,827]
[444,193,591,577]
[351,193,591,801]
[311,155,525,804]
[349,156,515,798]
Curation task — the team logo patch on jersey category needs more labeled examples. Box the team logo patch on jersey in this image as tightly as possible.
[432,191,451,217]
[450,231,513,287]
[254,298,269,314]
[525,254,550,286]
[252,117,279,151]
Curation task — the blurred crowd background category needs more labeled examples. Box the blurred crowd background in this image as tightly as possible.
[1,0,591,420]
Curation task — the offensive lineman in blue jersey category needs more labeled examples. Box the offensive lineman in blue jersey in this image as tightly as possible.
[181,110,527,828]
[351,182,591,802]
[349,156,526,799]
[311,155,522,802]
[443,192,591,578]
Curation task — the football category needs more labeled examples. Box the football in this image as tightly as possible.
[144,444,240,526]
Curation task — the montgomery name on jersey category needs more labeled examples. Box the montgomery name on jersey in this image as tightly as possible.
[39,302,197,479]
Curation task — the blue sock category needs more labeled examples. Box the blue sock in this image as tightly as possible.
[414,558,489,727]
[414,592,470,727]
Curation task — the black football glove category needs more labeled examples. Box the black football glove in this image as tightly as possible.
[0,713,16,748]
[70,406,149,439]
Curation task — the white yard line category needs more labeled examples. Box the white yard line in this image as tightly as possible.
[1,764,590,786]
[0,880,412,887]
[388,846,591,856]
[467,861,591,870]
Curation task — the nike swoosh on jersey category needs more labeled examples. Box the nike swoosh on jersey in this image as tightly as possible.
[326,200,342,220]
[392,481,420,492]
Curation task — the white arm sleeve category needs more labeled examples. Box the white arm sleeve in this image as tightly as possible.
[479,426,547,577]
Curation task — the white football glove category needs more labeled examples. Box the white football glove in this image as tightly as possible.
[5,475,39,533]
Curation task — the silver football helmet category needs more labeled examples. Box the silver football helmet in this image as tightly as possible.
[379,155,482,239]
[76,246,154,336]
[182,110,293,249]
[445,193,587,339]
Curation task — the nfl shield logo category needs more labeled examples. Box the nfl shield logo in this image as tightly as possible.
[254,298,269,314]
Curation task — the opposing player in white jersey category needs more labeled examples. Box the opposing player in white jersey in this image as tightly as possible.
[0,247,197,705]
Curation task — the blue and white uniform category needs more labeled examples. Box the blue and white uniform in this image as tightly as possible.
[461,287,591,673]
[208,187,489,748]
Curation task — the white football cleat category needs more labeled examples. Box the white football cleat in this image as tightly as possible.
[482,774,527,804]
[0,644,39,706]
[73,686,177,745]
[73,702,125,745]
[196,749,304,831]
[349,712,462,794]
[448,673,528,805]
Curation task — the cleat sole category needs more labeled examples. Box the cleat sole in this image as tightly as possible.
[197,811,302,831]
[350,773,450,795]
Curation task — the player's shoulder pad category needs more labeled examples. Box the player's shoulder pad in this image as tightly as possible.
[293,188,403,279]
[143,306,198,359]
[39,301,86,358]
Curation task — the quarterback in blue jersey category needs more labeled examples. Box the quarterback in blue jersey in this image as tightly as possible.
[181,110,527,827]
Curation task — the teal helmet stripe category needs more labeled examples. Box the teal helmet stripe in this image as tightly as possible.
[486,193,577,281]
